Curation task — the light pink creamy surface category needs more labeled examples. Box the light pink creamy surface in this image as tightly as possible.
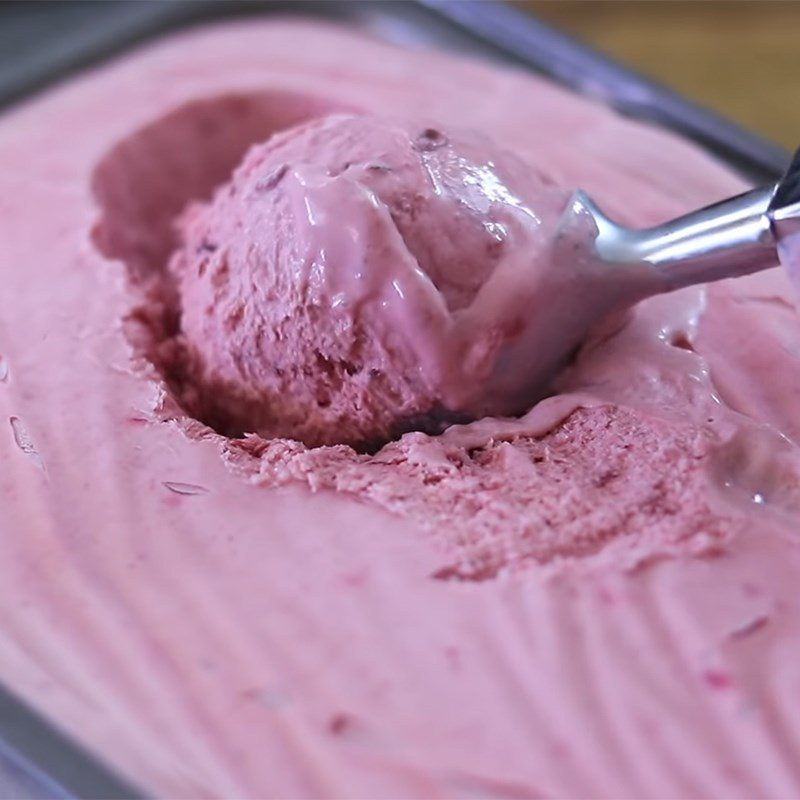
[2,19,800,799]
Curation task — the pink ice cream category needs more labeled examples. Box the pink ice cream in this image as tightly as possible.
[171,114,571,447]
[3,17,800,800]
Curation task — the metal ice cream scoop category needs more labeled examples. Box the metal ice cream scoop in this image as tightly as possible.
[569,146,800,292]
[501,148,800,408]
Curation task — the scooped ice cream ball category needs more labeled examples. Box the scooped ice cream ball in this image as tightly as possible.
[170,114,572,448]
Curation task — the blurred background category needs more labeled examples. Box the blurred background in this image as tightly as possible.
[528,0,798,150]
[2,0,797,152]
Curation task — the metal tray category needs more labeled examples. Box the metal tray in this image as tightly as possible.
[0,2,789,797]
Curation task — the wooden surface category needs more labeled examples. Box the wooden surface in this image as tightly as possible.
[528,1,800,151]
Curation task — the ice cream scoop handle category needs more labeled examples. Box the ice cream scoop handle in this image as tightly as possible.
[587,186,777,289]
[768,146,800,240]
[585,147,800,291]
